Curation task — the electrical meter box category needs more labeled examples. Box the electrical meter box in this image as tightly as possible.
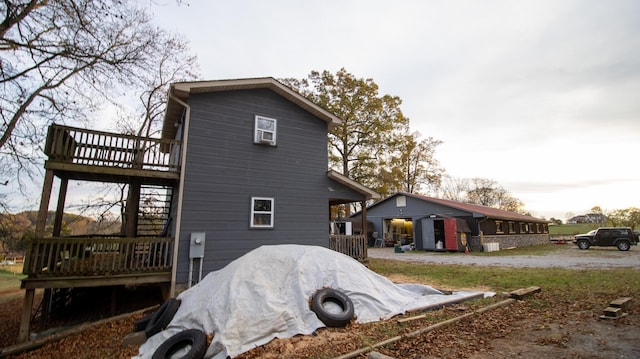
[189,232,206,258]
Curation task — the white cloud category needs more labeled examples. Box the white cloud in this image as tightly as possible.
[138,0,640,219]
[8,0,640,222]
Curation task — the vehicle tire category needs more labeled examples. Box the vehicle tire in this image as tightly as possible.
[134,313,153,332]
[577,240,590,250]
[310,288,354,328]
[151,329,207,359]
[616,241,631,251]
[146,298,181,337]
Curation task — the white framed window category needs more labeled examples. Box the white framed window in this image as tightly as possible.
[254,115,277,146]
[520,223,527,233]
[250,197,274,228]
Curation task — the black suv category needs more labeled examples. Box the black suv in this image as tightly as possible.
[573,227,639,251]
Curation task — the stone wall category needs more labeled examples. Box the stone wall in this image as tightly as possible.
[473,234,550,251]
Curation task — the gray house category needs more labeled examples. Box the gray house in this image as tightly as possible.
[19,77,378,342]
[162,78,379,292]
[353,192,549,252]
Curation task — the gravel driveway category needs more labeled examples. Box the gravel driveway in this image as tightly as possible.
[368,244,640,269]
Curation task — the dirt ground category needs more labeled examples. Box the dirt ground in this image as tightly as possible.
[1,247,639,358]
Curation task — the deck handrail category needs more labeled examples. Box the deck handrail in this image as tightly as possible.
[329,234,368,262]
[24,236,173,277]
[44,124,181,171]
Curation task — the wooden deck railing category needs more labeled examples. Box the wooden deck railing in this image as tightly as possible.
[24,236,173,277]
[44,124,181,172]
[329,235,368,262]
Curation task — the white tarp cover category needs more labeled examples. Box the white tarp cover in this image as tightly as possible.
[135,245,486,358]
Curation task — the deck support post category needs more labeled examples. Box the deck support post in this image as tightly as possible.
[18,289,35,343]
[52,177,68,236]
[124,180,141,237]
[36,170,55,238]
[40,288,52,326]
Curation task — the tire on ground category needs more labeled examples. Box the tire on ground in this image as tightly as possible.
[151,329,207,359]
[616,241,630,251]
[577,240,590,250]
[310,288,354,327]
[145,298,181,337]
[134,313,153,333]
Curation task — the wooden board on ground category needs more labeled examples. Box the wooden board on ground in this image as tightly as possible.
[609,297,632,310]
[509,286,541,300]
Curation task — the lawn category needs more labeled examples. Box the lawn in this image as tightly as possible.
[3,249,639,358]
[0,267,25,290]
[369,258,640,308]
[549,223,599,235]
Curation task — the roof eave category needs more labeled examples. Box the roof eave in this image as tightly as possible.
[327,170,381,201]
[161,78,342,142]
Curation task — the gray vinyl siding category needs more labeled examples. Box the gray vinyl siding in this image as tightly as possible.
[176,88,332,283]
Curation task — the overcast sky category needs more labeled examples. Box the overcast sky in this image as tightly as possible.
[4,1,637,221]
[147,0,639,220]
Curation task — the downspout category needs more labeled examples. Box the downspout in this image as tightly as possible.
[168,90,191,297]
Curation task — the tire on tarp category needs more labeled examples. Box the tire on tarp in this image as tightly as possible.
[145,298,181,337]
[310,288,354,327]
[151,329,207,359]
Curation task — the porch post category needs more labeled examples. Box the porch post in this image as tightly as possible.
[360,201,367,236]
[361,201,368,260]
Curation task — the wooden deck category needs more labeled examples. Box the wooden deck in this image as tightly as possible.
[22,236,173,289]
[44,124,181,184]
[329,235,368,262]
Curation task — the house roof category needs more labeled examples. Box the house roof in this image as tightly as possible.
[162,77,342,142]
[327,170,381,201]
[378,192,548,223]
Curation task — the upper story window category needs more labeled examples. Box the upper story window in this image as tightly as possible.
[254,115,277,146]
[250,197,274,228]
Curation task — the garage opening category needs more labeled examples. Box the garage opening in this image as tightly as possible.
[382,218,413,247]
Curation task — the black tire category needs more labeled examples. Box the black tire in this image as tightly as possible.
[310,288,354,328]
[145,298,181,337]
[151,329,207,359]
[577,240,590,250]
[616,241,631,251]
[134,313,153,332]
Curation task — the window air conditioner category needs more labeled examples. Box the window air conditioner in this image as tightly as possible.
[258,130,274,144]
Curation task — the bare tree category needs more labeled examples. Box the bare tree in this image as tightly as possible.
[0,0,170,191]
[435,176,525,213]
[79,31,199,232]
[465,178,524,212]
[436,175,470,202]
[118,32,199,137]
